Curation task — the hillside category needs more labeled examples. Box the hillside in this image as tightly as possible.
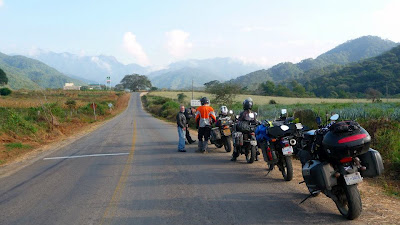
[150,67,224,90]
[305,45,400,97]
[0,52,86,90]
[230,36,399,88]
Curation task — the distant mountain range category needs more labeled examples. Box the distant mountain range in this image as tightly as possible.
[0,52,85,90]
[230,36,399,88]
[148,58,262,89]
[29,51,150,85]
[29,51,263,89]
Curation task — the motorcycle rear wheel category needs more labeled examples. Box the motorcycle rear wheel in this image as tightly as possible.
[334,184,362,220]
[280,156,293,181]
[224,136,233,152]
[246,146,256,163]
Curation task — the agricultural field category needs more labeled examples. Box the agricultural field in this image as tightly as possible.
[150,91,400,105]
[0,90,130,165]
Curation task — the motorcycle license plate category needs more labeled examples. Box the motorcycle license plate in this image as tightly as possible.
[344,172,363,185]
[282,146,293,155]
[250,140,257,146]
[223,129,231,136]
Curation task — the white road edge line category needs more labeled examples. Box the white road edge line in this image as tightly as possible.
[43,153,130,160]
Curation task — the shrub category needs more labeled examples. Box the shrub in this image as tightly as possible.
[0,87,12,96]
[269,99,277,104]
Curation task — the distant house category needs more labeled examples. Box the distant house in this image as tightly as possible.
[63,83,81,90]
[87,83,103,90]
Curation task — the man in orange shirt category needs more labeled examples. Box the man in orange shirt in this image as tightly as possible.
[195,97,216,153]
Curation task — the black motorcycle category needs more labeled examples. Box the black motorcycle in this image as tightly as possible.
[232,112,258,163]
[261,122,303,181]
[210,116,234,152]
[298,114,384,220]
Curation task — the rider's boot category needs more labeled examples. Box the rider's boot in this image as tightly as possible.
[202,141,208,153]
[196,141,203,152]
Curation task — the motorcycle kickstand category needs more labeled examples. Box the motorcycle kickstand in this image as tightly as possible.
[299,191,321,204]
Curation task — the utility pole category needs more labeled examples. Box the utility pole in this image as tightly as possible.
[192,78,194,100]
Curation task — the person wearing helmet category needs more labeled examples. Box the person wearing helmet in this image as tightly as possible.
[231,97,257,161]
[215,106,230,127]
[238,97,256,121]
[195,97,217,153]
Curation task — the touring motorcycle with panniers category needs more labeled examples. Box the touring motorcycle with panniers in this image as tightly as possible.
[297,114,384,220]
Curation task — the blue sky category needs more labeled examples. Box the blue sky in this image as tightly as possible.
[1,0,399,67]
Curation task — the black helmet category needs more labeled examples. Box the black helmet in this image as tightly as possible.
[200,97,209,105]
[243,97,253,110]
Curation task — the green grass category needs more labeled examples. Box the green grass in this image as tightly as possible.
[4,142,32,151]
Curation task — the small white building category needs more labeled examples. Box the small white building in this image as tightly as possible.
[63,83,81,90]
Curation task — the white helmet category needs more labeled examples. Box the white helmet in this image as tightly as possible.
[220,106,228,115]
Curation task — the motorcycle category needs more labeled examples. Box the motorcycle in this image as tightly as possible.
[210,111,234,152]
[298,114,384,220]
[232,112,258,163]
[261,121,304,181]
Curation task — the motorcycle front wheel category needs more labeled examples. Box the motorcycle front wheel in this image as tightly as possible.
[280,156,293,181]
[246,146,256,163]
[334,184,362,220]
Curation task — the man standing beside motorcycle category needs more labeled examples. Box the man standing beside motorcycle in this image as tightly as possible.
[195,97,216,153]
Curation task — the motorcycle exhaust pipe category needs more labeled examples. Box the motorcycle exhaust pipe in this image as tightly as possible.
[289,139,297,146]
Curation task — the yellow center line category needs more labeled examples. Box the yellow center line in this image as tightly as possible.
[100,117,137,225]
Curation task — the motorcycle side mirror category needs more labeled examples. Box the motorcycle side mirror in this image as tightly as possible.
[330,114,339,121]
[316,117,322,125]
[281,109,287,115]
[280,125,289,131]
[228,110,233,115]
[249,113,255,119]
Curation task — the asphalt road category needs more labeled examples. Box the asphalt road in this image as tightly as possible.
[0,93,363,225]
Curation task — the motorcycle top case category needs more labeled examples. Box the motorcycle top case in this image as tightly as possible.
[322,122,371,159]
[302,160,337,190]
[358,148,384,178]
[267,123,296,138]
[210,127,222,141]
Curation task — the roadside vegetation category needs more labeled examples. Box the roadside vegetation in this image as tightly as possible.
[0,90,130,165]
[143,91,400,197]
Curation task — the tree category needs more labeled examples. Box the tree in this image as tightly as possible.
[0,68,8,86]
[114,84,124,91]
[177,93,187,103]
[120,74,152,92]
[365,88,382,102]
[258,81,275,96]
[205,82,241,106]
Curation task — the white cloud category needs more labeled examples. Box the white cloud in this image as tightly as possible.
[373,1,400,42]
[0,0,3,7]
[165,29,193,58]
[123,32,150,66]
[91,56,112,73]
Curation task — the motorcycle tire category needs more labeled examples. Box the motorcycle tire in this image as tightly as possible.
[215,143,223,148]
[246,146,256,163]
[281,156,293,181]
[334,184,362,220]
[224,136,233,152]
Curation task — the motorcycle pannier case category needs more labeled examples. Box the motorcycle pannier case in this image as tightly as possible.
[302,160,337,190]
[358,148,384,178]
[322,121,371,159]
[211,127,221,141]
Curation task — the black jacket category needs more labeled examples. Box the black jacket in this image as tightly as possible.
[176,111,187,128]
[184,108,193,123]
